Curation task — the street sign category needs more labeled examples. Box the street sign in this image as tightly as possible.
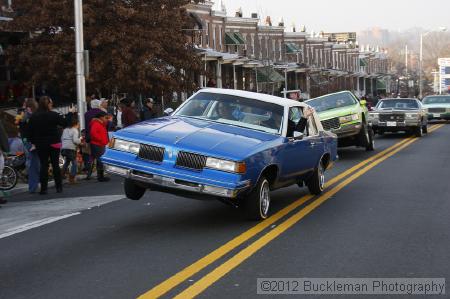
[438,58,450,93]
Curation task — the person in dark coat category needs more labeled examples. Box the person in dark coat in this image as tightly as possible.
[28,96,66,194]
[140,98,158,120]
[120,98,138,128]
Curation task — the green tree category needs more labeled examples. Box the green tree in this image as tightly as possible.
[3,0,202,99]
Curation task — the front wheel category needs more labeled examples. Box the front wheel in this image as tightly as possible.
[124,178,146,200]
[414,125,423,137]
[243,176,271,221]
[0,166,18,191]
[307,161,325,195]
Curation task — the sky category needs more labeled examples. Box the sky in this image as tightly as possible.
[220,0,450,32]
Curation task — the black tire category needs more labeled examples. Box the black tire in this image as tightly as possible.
[124,178,146,200]
[365,127,375,151]
[243,176,271,221]
[0,166,18,191]
[414,125,423,137]
[307,161,325,195]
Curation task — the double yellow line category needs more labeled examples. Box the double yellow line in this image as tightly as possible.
[139,124,444,299]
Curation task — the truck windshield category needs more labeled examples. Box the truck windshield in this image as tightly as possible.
[423,96,450,104]
[175,92,284,135]
[307,92,357,112]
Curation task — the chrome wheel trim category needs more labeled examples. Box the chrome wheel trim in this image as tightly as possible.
[319,163,325,190]
[259,179,270,217]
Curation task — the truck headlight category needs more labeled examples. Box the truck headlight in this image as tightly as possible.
[339,114,359,124]
[205,157,246,173]
[111,138,140,154]
[369,113,379,120]
[406,113,419,119]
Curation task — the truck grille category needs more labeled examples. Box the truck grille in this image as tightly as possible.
[321,117,340,131]
[138,144,165,163]
[428,108,446,113]
[379,113,405,122]
[176,151,207,170]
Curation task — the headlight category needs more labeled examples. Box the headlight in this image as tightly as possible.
[339,114,359,124]
[406,113,419,119]
[111,138,140,154]
[369,113,379,119]
[205,157,246,173]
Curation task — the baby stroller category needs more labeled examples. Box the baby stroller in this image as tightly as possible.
[0,152,26,191]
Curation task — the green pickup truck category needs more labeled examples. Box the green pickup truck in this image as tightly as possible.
[306,91,374,151]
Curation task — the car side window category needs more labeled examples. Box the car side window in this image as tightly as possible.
[287,107,304,137]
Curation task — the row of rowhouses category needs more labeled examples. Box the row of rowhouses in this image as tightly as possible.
[185,1,392,100]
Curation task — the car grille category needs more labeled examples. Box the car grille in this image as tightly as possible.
[321,117,340,131]
[428,108,446,113]
[176,151,207,170]
[138,144,165,163]
[379,113,405,122]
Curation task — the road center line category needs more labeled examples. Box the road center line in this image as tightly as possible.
[137,127,439,299]
[173,128,440,298]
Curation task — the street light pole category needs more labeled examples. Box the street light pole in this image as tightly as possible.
[74,0,87,130]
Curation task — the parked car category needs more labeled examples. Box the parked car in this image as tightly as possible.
[102,89,338,220]
[305,91,374,151]
[422,95,450,121]
[369,98,428,137]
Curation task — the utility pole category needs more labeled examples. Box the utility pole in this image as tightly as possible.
[75,0,87,130]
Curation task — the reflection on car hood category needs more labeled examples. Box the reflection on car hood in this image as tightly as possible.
[114,116,281,160]
[315,105,358,120]
[422,103,450,108]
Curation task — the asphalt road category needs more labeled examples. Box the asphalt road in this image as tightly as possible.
[1,122,449,299]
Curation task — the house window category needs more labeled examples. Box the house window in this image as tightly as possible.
[279,40,282,61]
[251,34,255,56]
[272,40,276,61]
[212,25,216,50]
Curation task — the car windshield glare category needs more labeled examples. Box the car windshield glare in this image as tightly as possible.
[175,92,285,134]
[378,100,419,110]
[423,96,450,104]
[307,93,356,112]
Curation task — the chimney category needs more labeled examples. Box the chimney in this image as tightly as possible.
[251,13,258,19]
[291,22,296,32]
[278,17,284,27]
[265,16,272,26]
[235,7,242,18]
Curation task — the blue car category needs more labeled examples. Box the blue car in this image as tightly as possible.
[102,89,338,220]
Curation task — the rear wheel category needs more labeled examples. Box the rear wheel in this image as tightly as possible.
[124,179,146,200]
[307,161,325,195]
[243,176,271,221]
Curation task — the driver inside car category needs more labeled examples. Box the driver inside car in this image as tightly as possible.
[287,106,315,137]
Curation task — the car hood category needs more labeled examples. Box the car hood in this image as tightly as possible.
[114,117,281,160]
[374,109,419,113]
[423,103,450,109]
[316,105,359,120]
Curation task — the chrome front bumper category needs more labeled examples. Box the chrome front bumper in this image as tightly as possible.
[105,164,250,199]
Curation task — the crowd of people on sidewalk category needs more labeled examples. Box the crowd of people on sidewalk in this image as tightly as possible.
[0,94,159,204]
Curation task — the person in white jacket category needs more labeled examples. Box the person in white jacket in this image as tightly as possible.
[61,118,82,184]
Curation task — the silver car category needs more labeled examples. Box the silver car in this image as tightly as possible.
[369,98,428,137]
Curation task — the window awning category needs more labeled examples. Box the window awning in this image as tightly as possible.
[286,43,300,54]
[376,79,387,90]
[225,32,245,45]
[257,67,285,83]
[360,58,368,67]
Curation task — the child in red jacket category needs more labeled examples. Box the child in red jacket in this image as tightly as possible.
[87,111,110,182]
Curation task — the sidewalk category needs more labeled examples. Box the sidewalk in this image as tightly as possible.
[5,175,88,197]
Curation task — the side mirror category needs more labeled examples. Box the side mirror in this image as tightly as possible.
[164,108,174,116]
[293,131,304,140]
[360,100,367,106]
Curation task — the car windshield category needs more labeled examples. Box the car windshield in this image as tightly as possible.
[175,92,285,134]
[423,96,450,104]
[377,99,419,110]
[307,92,357,112]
